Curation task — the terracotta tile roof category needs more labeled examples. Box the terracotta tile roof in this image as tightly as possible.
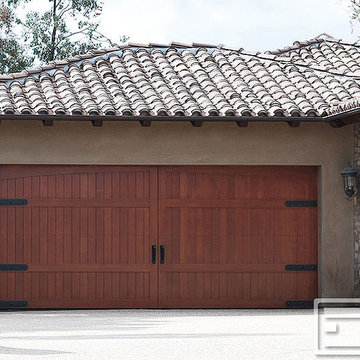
[1,38,360,119]
[267,33,360,76]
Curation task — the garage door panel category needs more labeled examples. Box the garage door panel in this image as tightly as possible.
[161,166,317,200]
[3,270,156,305]
[159,211,316,266]
[0,167,153,200]
[159,166,318,308]
[7,206,153,265]
[159,271,317,307]
[0,166,158,309]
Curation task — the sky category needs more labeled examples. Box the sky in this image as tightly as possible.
[22,0,360,52]
[96,0,359,51]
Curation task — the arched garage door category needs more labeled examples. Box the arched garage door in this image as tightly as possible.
[0,165,318,309]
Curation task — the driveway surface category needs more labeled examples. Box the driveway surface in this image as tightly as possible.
[0,309,353,360]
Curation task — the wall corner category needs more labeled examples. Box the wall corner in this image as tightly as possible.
[353,123,360,296]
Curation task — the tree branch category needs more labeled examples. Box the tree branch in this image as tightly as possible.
[54,26,91,46]
[92,30,116,46]
[49,0,58,61]
[58,1,72,18]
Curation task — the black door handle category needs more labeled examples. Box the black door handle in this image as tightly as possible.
[160,245,165,264]
[151,245,156,264]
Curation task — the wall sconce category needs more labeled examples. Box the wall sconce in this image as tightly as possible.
[341,162,358,199]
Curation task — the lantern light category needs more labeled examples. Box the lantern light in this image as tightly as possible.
[341,162,358,199]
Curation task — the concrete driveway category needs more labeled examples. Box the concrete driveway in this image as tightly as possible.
[0,309,348,360]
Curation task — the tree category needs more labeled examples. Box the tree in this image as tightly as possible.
[0,2,33,73]
[350,1,360,23]
[0,0,128,73]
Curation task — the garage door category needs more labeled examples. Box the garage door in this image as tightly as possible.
[158,166,318,308]
[0,165,317,309]
[0,166,158,308]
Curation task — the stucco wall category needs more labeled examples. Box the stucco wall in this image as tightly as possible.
[354,123,360,296]
[0,120,354,297]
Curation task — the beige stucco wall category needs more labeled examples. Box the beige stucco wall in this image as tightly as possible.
[0,120,354,297]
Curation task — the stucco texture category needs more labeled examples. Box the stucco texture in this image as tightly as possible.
[353,122,360,296]
[0,120,354,297]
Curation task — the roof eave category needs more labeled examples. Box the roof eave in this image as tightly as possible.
[324,109,360,128]
[0,114,328,127]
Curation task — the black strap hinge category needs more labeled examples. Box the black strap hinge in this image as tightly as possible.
[0,301,28,308]
[0,264,28,271]
[285,264,317,271]
[285,201,317,207]
[286,300,314,308]
[0,199,28,206]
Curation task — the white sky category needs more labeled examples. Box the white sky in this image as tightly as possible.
[97,0,358,51]
[23,0,360,52]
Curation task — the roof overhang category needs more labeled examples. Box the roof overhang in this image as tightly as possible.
[324,109,360,128]
[0,113,341,128]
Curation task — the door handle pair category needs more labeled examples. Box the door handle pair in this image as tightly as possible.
[151,245,165,264]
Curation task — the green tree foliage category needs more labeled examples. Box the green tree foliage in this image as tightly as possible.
[0,0,127,73]
[350,1,360,22]
[0,3,33,73]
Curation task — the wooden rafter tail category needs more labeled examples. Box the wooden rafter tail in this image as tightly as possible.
[140,119,152,127]
[191,120,203,127]
[42,119,53,126]
[91,119,103,127]
[236,121,248,127]
[287,120,301,127]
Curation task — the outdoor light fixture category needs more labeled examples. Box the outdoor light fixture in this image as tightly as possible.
[341,162,358,199]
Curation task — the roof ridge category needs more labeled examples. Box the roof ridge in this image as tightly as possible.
[316,33,338,41]
[0,41,227,82]
[2,35,360,83]
[263,33,360,55]
[266,37,325,55]
[250,51,360,78]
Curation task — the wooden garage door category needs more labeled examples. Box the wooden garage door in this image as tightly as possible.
[0,166,158,308]
[0,165,317,309]
[158,166,318,308]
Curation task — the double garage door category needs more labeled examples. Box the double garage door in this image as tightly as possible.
[0,165,318,309]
